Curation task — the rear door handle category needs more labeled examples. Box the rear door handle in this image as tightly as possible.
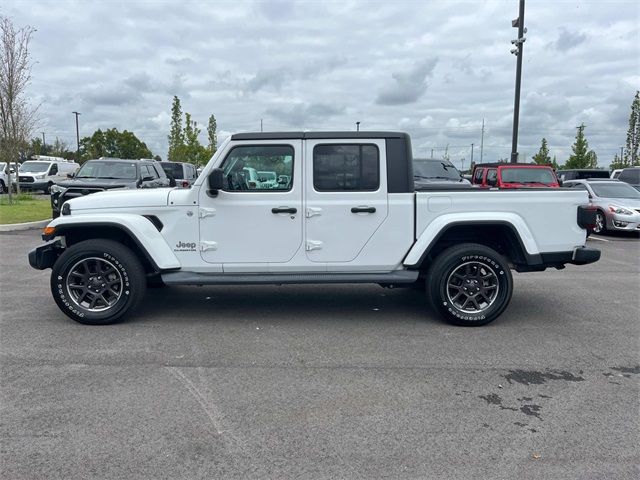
[351,206,376,214]
[272,207,297,214]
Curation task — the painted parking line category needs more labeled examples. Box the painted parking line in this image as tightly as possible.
[588,236,610,242]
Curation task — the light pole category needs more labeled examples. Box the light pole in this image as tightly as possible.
[510,0,526,163]
[72,111,81,162]
[356,121,360,132]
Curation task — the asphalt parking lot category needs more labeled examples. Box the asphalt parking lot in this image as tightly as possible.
[1,230,638,479]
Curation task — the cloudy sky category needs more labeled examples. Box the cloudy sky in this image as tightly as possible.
[3,0,639,168]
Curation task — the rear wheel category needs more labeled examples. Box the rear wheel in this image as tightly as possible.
[0,180,5,194]
[50,240,146,325]
[426,243,513,326]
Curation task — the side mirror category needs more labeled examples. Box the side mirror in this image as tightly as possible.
[67,172,75,178]
[168,176,176,187]
[208,168,224,194]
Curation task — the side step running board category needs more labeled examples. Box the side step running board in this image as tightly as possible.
[161,270,419,286]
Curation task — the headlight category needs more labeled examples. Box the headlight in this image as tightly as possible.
[35,174,46,179]
[50,184,67,194]
[609,205,633,215]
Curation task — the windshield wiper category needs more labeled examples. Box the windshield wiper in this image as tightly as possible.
[96,176,128,179]
[415,175,457,180]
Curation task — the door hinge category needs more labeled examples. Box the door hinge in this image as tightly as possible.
[199,207,216,219]
[200,241,218,252]
[306,240,323,251]
[306,207,322,218]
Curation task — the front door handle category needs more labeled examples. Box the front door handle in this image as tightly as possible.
[272,207,297,214]
[351,206,376,214]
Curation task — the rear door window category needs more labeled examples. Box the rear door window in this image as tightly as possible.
[313,144,379,191]
[473,168,484,184]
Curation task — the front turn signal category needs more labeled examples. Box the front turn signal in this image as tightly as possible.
[43,226,56,237]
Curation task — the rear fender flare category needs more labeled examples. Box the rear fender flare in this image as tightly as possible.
[403,212,539,267]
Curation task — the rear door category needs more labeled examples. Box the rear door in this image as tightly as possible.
[304,139,388,263]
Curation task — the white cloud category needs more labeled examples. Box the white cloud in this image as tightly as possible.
[4,0,638,165]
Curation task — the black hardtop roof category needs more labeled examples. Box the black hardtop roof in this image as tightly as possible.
[565,178,620,183]
[473,162,553,168]
[230,131,410,141]
[556,168,608,172]
[89,158,153,163]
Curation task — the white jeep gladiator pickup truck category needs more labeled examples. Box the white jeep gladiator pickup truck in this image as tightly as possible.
[29,131,600,326]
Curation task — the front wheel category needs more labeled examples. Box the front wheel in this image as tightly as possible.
[593,211,606,234]
[50,239,146,325]
[0,180,5,194]
[426,243,513,326]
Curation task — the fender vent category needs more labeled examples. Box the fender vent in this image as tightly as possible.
[143,215,163,231]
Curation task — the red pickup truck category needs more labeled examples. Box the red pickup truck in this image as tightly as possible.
[472,163,560,188]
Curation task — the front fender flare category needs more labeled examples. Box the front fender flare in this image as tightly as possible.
[44,214,181,270]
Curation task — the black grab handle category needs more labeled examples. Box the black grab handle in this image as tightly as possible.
[351,206,376,214]
[272,207,297,214]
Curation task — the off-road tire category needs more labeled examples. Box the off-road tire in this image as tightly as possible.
[50,239,146,325]
[426,243,513,326]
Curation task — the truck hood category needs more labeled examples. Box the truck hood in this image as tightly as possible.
[57,178,138,189]
[67,188,172,211]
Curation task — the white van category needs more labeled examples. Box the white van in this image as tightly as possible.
[18,156,79,193]
[0,162,19,194]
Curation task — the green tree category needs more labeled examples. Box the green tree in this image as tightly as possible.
[1,16,37,203]
[207,114,217,154]
[174,113,209,165]
[80,128,152,162]
[565,124,598,169]
[610,153,625,171]
[532,138,551,165]
[167,96,183,161]
[624,90,639,166]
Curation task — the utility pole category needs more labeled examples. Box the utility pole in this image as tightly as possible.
[431,148,434,159]
[260,118,263,132]
[480,118,485,162]
[510,0,526,163]
[356,121,360,132]
[41,132,46,149]
[620,146,624,162]
[470,143,474,167]
[72,111,81,162]
[461,157,465,172]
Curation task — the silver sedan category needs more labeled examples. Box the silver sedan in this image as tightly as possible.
[564,179,640,234]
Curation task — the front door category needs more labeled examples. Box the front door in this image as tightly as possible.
[199,141,303,269]
[304,139,388,264]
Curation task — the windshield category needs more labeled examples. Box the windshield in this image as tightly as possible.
[500,167,556,184]
[413,161,461,180]
[75,161,138,180]
[19,161,50,173]
[160,162,184,179]
[591,182,640,199]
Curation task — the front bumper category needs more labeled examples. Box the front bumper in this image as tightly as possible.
[607,211,640,231]
[28,240,63,270]
[19,180,47,191]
